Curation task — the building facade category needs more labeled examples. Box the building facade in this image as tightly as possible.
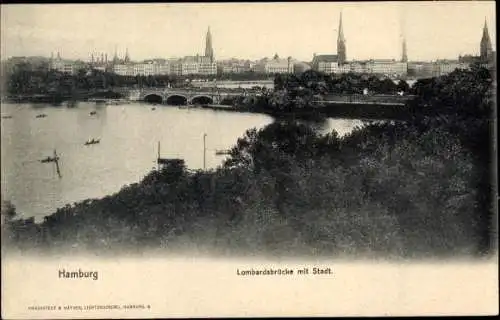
[366,59,408,76]
[312,55,408,77]
[439,60,469,75]
[198,56,217,75]
[169,55,217,76]
[254,55,294,74]
[49,52,76,75]
[113,63,135,76]
[133,62,155,76]
[217,59,256,74]
[312,54,338,74]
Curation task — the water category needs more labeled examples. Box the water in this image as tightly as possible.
[1,102,361,221]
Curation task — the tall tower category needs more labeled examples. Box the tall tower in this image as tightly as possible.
[337,11,346,65]
[124,48,130,63]
[401,37,408,62]
[113,45,119,64]
[480,19,493,62]
[205,26,214,62]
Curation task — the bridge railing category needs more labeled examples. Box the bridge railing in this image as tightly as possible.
[322,94,416,104]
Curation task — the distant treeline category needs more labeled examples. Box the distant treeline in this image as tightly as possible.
[4,60,412,98]
[1,61,273,97]
[275,70,411,95]
[1,67,495,258]
[257,70,414,112]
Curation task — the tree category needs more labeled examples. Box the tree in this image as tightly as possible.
[1,201,17,224]
[274,73,285,90]
[396,79,410,93]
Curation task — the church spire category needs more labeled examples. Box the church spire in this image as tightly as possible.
[401,37,408,62]
[113,45,118,63]
[124,47,130,63]
[337,11,346,64]
[338,11,345,43]
[205,26,214,62]
[483,18,489,38]
[480,18,492,61]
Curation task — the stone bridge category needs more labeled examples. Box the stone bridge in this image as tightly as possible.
[124,88,244,105]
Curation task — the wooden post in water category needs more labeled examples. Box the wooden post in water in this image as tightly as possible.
[54,149,62,179]
[157,141,161,170]
[203,133,207,170]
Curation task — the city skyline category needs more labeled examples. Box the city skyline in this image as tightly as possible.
[1,2,496,62]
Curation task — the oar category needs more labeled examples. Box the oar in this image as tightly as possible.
[55,160,62,178]
[54,149,62,178]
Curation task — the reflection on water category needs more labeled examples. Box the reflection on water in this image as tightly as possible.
[1,102,362,221]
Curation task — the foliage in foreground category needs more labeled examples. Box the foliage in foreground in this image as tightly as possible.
[1,68,494,258]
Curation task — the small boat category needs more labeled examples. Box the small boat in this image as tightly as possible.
[39,149,62,178]
[84,138,100,146]
[40,156,59,163]
[89,111,97,115]
[36,114,47,118]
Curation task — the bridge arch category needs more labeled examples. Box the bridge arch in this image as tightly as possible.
[190,95,214,105]
[144,94,163,104]
[166,95,188,106]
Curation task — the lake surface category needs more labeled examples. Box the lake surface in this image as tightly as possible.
[1,102,362,222]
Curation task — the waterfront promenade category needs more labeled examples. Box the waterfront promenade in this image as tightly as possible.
[2,79,418,120]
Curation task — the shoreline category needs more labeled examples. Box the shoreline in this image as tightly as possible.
[2,97,414,121]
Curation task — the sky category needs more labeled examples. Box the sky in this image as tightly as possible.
[0,2,496,62]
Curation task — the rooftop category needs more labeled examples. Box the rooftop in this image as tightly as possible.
[312,54,339,63]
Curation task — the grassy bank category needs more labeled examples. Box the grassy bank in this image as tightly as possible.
[1,68,495,258]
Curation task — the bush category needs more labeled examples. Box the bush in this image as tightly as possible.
[2,68,493,258]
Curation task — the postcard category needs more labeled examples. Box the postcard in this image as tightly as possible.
[1,1,498,318]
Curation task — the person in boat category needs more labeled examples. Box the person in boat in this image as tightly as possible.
[40,155,59,162]
[85,138,100,145]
